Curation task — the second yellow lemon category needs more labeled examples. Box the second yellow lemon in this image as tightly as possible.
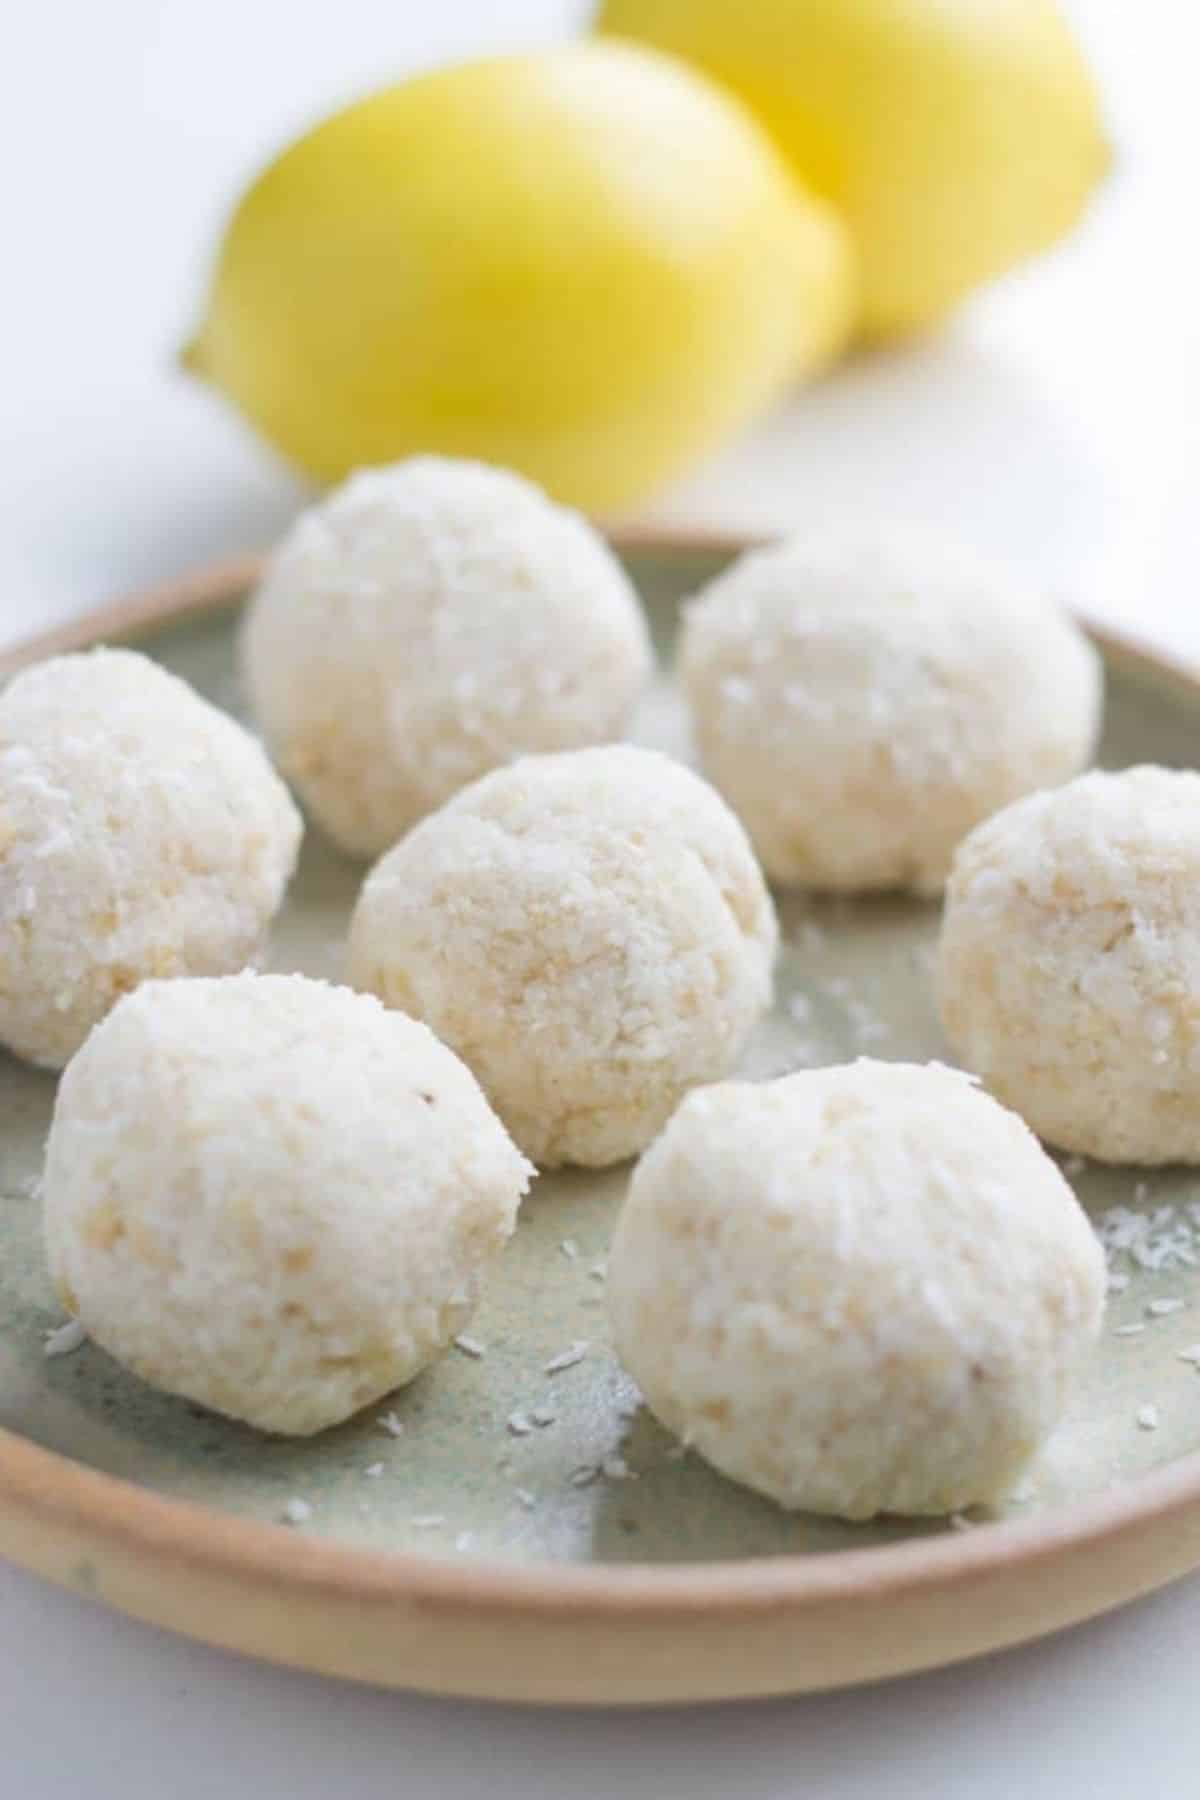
[185,42,855,512]
[597,0,1107,336]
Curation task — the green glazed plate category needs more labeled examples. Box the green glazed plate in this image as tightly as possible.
[3,535,1200,1704]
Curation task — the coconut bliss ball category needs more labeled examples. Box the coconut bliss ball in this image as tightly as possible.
[680,528,1102,893]
[608,1061,1105,1519]
[241,456,653,857]
[0,649,302,1069]
[348,745,778,1167]
[939,766,1200,1164]
[44,974,532,1435]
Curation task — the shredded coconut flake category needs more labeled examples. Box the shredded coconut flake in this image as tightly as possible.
[43,1317,87,1358]
[569,1465,599,1488]
[455,1531,474,1553]
[282,1497,312,1526]
[1177,1345,1200,1367]
[601,1454,635,1481]
[1096,1200,1200,1275]
[1136,1404,1160,1431]
[588,1260,607,1283]
[364,1462,385,1478]
[530,1406,556,1429]
[559,1238,579,1261]
[453,1333,486,1358]
[506,1411,534,1437]
[1113,1323,1146,1337]
[515,1488,537,1510]
[1147,1297,1186,1317]
[378,1410,405,1437]
[544,1340,589,1375]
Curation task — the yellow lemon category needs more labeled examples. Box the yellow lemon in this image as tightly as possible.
[596,0,1107,336]
[185,42,855,512]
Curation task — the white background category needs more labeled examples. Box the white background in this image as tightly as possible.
[3,3,1199,1794]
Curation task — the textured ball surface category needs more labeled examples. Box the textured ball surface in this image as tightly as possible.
[939,766,1200,1163]
[242,457,653,857]
[681,529,1101,893]
[348,745,778,1167]
[0,649,302,1069]
[43,974,532,1435]
[607,1060,1105,1518]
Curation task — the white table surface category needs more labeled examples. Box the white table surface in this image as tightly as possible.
[3,3,1199,1793]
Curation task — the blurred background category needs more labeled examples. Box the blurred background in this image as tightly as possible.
[3,0,1196,656]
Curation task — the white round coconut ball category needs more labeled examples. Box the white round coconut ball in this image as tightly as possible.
[348,745,778,1168]
[0,649,302,1069]
[939,765,1200,1164]
[43,974,533,1435]
[608,1061,1105,1519]
[242,456,654,857]
[680,528,1102,894]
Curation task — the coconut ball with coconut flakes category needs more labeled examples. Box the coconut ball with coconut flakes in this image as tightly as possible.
[241,456,653,858]
[348,744,778,1168]
[607,1060,1105,1520]
[43,973,533,1435]
[680,527,1101,894]
[939,765,1200,1164]
[0,648,301,1070]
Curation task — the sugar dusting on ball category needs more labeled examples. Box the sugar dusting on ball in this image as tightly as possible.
[242,456,653,857]
[43,974,532,1435]
[0,649,302,1069]
[681,527,1101,893]
[348,744,778,1167]
[608,1060,1105,1518]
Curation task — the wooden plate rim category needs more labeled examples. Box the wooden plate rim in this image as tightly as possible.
[3,535,1200,1650]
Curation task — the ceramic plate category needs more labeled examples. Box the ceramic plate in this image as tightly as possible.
[4,536,1200,1704]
